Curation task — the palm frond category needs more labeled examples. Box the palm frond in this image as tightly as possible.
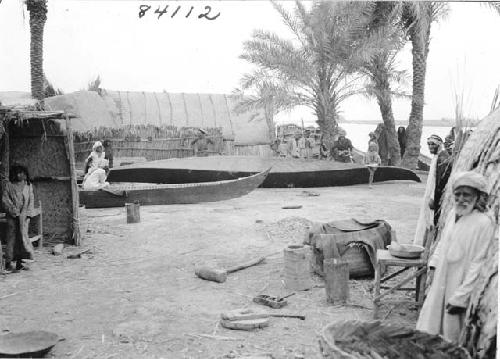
[484,2,500,16]
[490,86,500,114]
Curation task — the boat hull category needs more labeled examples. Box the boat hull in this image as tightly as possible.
[80,168,270,208]
[107,156,421,188]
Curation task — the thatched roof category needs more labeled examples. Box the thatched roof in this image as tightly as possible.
[436,107,499,358]
[0,107,75,120]
[0,105,78,141]
[36,90,269,145]
[0,90,271,144]
[0,91,37,107]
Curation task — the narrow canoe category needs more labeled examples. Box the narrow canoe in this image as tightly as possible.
[79,168,270,209]
[106,156,420,188]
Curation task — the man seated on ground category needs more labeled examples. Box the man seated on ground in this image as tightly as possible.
[297,134,307,159]
[417,171,495,343]
[305,132,315,159]
[319,136,329,160]
[287,135,299,158]
[277,137,288,158]
[191,128,214,157]
[331,130,353,163]
[82,141,110,190]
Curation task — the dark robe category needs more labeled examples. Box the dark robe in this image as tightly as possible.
[104,148,114,168]
[434,150,453,226]
[374,124,389,165]
[397,127,406,157]
[1,181,35,266]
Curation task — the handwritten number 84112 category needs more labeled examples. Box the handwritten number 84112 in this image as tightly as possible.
[139,5,220,20]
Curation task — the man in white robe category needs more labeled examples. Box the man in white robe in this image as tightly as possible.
[416,171,495,343]
[83,141,110,190]
[413,134,443,246]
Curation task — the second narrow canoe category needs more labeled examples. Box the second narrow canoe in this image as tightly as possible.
[80,168,270,208]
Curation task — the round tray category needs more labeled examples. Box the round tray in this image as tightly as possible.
[388,244,424,259]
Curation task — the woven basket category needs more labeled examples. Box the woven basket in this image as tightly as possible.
[342,244,373,278]
[319,320,471,359]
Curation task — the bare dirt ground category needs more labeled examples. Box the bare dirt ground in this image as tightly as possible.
[1,176,427,359]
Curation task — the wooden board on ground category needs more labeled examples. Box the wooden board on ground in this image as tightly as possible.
[220,318,270,331]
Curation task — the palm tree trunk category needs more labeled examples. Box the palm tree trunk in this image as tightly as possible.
[314,85,339,148]
[315,98,337,148]
[264,101,276,142]
[374,72,401,166]
[402,21,430,169]
[27,0,48,107]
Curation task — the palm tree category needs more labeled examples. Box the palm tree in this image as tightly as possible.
[26,0,48,107]
[233,76,279,142]
[400,2,448,169]
[237,1,391,147]
[486,2,500,15]
[360,2,408,166]
[361,53,409,166]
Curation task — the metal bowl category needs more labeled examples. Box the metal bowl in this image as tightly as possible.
[388,244,425,259]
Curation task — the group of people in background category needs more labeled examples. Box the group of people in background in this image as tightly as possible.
[273,129,354,162]
[275,132,316,159]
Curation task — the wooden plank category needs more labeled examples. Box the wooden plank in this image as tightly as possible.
[33,176,71,181]
[376,300,422,306]
[380,286,415,291]
[380,267,410,283]
[374,267,426,302]
[65,114,81,246]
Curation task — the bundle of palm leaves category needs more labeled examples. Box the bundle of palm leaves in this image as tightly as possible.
[319,320,471,359]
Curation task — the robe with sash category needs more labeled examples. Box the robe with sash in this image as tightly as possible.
[1,181,36,263]
[416,210,495,342]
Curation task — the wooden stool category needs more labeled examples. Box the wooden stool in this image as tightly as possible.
[29,201,44,248]
[372,229,433,319]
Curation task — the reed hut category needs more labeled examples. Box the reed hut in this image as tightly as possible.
[436,107,500,358]
[0,106,81,246]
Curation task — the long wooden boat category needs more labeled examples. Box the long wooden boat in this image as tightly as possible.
[107,156,420,188]
[79,168,270,209]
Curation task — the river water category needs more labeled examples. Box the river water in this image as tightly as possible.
[340,123,453,157]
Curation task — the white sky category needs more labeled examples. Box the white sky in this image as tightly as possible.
[1,1,499,126]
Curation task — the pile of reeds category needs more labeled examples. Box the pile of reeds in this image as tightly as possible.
[72,125,223,143]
